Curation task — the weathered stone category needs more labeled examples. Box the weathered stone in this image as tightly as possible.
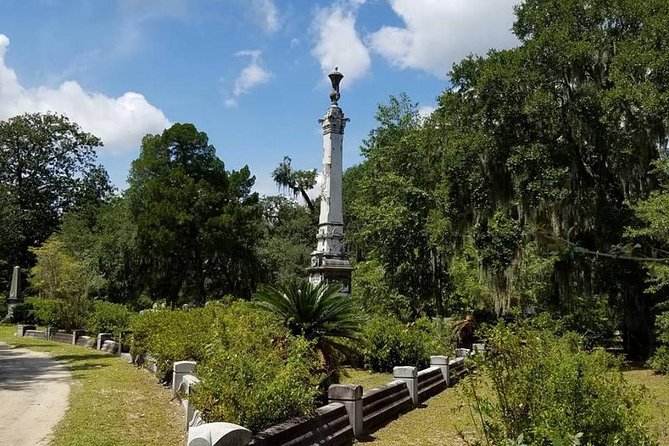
[430,355,451,386]
[5,266,21,318]
[328,384,362,438]
[393,366,418,406]
[101,340,118,353]
[307,69,353,293]
[173,360,197,395]
[16,324,36,337]
[96,333,113,350]
[472,343,486,354]
[71,329,85,345]
[188,422,252,446]
[455,348,470,358]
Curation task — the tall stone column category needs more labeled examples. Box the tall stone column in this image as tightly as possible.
[5,266,20,318]
[308,68,353,294]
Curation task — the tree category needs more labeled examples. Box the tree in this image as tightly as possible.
[426,0,669,355]
[29,236,100,329]
[0,112,111,295]
[128,123,263,305]
[346,94,454,318]
[272,156,318,214]
[257,195,315,285]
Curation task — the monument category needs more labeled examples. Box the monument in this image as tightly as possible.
[308,68,353,294]
[5,266,20,318]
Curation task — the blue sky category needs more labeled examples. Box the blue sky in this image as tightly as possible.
[0,0,518,196]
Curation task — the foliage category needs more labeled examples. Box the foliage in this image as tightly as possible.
[465,323,655,446]
[254,280,363,378]
[128,123,263,305]
[29,297,65,327]
[257,196,314,286]
[352,259,416,322]
[190,304,321,431]
[0,112,111,297]
[85,301,133,336]
[272,156,318,214]
[60,197,144,307]
[28,236,97,329]
[130,306,218,380]
[648,346,669,375]
[360,315,450,372]
[648,312,669,374]
[9,301,35,324]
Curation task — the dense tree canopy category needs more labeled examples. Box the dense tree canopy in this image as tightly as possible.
[344,0,669,357]
[0,113,112,295]
[128,123,263,305]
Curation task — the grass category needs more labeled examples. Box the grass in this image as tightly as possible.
[0,324,185,446]
[341,367,393,391]
[356,366,669,445]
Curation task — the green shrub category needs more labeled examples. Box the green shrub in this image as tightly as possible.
[648,346,669,374]
[30,297,64,327]
[361,315,449,372]
[130,306,218,380]
[465,322,655,446]
[9,301,35,324]
[191,302,321,432]
[85,301,133,335]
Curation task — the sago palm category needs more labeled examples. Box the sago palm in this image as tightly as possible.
[254,280,362,378]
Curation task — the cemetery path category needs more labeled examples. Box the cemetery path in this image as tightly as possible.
[0,342,71,446]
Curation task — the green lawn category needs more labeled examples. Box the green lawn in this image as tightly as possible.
[0,325,185,446]
[341,367,393,390]
[356,367,669,446]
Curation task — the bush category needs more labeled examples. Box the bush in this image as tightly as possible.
[361,315,450,372]
[648,346,669,374]
[85,301,133,335]
[9,301,35,324]
[191,303,321,431]
[130,305,218,380]
[465,322,655,446]
[30,297,64,327]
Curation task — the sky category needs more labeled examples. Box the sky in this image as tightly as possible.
[0,0,519,196]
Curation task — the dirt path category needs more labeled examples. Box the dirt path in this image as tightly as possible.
[0,342,71,446]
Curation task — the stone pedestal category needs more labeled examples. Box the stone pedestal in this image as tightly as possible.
[328,384,363,438]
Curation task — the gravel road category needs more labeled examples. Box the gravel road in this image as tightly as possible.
[0,343,70,446]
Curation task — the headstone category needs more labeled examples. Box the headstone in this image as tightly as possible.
[5,266,20,318]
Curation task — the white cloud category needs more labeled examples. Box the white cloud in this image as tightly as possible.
[311,3,371,86]
[226,50,272,107]
[369,0,519,78]
[418,104,436,118]
[249,0,280,33]
[0,34,170,152]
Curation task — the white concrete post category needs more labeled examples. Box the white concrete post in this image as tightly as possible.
[328,384,363,438]
[472,343,486,355]
[430,355,451,387]
[187,422,252,446]
[393,366,418,406]
[173,361,197,395]
[96,333,112,349]
[455,348,470,358]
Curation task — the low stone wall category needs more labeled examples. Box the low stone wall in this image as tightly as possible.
[362,379,412,433]
[24,329,47,339]
[249,403,353,446]
[182,350,480,446]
